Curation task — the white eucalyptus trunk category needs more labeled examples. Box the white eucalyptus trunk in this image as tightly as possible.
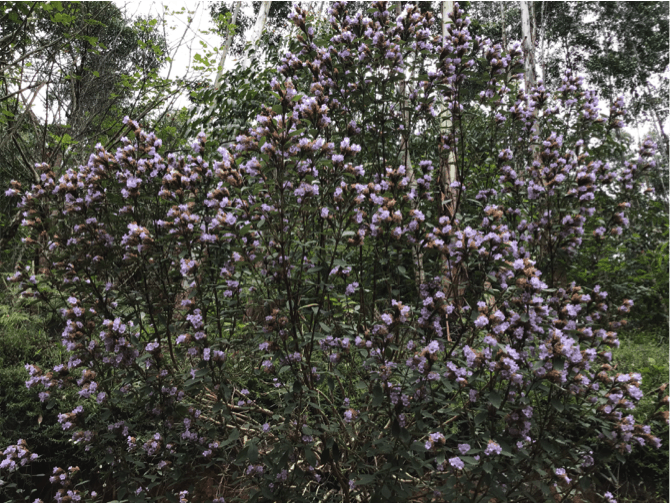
[500,2,507,49]
[396,1,425,288]
[538,1,546,82]
[439,1,463,336]
[441,1,453,40]
[212,1,241,90]
[520,0,537,90]
[251,1,272,45]
[440,1,458,214]
[521,0,541,157]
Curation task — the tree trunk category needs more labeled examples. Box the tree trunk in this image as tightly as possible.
[538,1,547,83]
[500,2,507,49]
[396,2,425,288]
[520,0,541,157]
[213,1,241,91]
[520,0,537,90]
[242,1,272,70]
[440,1,458,217]
[251,1,272,45]
[439,1,464,339]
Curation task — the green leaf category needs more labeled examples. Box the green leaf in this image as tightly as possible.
[247,442,258,463]
[410,441,426,452]
[488,391,502,409]
[391,418,400,437]
[540,439,556,454]
[332,441,341,462]
[371,384,383,406]
[356,474,375,485]
[305,447,317,467]
[235,445,249,462]
[579,476,592,491]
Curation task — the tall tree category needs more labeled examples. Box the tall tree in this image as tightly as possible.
[519,0,537,90]
[209,1,293,61]
[212,1,241,90]
[0,1,174,268]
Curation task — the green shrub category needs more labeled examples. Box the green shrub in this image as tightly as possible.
[0,286,95,502]
[3,2,668,502]
[610,332,669,502]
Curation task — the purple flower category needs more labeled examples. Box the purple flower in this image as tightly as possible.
[463,345,476,367]
[449,456,464,470]
[604,491,617,503]
[484,440,502,456]
[555,467,571,484]
[186,309,204,329]
[425,340,440,355]
[458,443,470,454]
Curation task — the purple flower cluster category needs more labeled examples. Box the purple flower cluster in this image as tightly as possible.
[50,466,82,502]
[1,439,38,472]
[4,1,665,501]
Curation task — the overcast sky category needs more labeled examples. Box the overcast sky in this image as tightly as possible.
[118,1,265,79]
[119,1,220,79]
[114,1,279,112]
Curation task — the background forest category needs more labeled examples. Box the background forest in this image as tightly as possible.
[0,1,667,502]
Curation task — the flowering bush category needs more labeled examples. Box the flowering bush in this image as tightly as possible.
[4,2,666,502]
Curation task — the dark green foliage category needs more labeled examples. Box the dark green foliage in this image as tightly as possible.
[612,331,669,502]
[543,2,669,110]
[0,1,176,273]
[189,56,278,146]
[209,2,295,58]
[0,288,87,503]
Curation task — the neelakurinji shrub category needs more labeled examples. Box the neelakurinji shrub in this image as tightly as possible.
[0,285,90,503]
[3,2,668,502]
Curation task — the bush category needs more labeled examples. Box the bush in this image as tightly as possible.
[3,2,667,502]
[610,331,669,502]
[0,286,90,503]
